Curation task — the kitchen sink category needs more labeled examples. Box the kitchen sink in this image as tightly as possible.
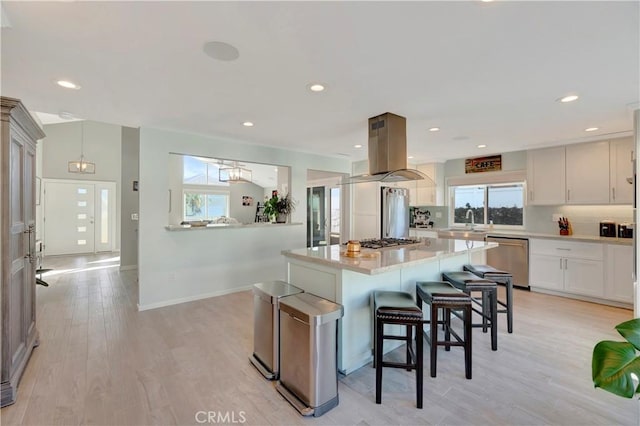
[437,228,487,241]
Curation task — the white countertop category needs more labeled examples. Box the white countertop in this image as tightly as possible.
[282,238,497,275]
[165,222,303,231]
[483,229,632,245]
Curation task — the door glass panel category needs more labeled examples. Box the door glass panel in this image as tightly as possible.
[78,213,87,220]
[101,189,109,243]
[78,188,87,194]
[78,226,87,232]
[78,201,87,207]
[307,186,326,247]
[77,239,87,245]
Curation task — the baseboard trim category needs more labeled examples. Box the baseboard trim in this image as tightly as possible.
[137,285,253,311]
[119,265,138,271]
[530,287,633,310]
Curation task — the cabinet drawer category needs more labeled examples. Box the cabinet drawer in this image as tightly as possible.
[529,238,603,260]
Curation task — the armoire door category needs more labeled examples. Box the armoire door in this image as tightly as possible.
[1,96,43,408]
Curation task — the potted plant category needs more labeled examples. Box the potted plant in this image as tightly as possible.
[263,193,295,223]
[592,318,640,398]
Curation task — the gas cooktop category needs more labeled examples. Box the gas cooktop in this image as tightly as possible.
[358,238,421,249]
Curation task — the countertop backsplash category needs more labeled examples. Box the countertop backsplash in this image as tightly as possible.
[525,205,633,237]
[410,206,449,229]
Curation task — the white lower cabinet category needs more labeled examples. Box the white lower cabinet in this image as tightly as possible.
[605,244,633,303]
[529,239,605,299]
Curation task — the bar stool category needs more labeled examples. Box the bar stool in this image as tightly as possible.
[416,281,472,379]
[372,290,423,408]
[441,271,498,351]
[464,264,514,333]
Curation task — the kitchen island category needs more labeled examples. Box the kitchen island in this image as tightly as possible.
[282,238,497,374]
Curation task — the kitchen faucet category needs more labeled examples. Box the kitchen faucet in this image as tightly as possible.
[465,209,475,229]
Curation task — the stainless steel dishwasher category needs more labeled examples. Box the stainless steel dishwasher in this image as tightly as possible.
[486,236,529,289]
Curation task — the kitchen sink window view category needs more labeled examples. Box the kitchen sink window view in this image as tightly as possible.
[451,182,525,228]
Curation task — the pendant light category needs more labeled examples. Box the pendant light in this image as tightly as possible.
[219,161,252,184]
[68,121,95,174]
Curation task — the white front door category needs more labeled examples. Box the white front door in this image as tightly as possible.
[43,180,116,255]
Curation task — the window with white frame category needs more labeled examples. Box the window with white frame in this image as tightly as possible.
[182,156,230,221]
[452,182,524,227]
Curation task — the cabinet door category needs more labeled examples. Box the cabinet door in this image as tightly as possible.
[416,163,435,205]
[527,147,566,205]
[564,258,605,297]
[609,138,634,205]
[530,254,564,290]
[605,244,633,303]
[566,142,610,204]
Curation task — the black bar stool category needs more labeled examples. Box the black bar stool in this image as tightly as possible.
[464,264,514,333]
[416,281,472,379]
[441,271,498,351]
[372,290,423,409]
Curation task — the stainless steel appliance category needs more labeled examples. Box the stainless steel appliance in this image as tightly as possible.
[342,113,437,184]
[249,281,303,380]
[619,222,634,238]
[486,236,529,289]
[276,293,344,417]
[600,220,617,237]
[381,186,410,239]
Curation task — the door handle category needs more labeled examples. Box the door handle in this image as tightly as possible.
[560,259,563,269]
[564,259,568,269]
[612,187,616,201]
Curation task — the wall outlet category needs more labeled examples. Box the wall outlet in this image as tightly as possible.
[435,212,442,219]
[131,213,139,221]
[552,213,562,222]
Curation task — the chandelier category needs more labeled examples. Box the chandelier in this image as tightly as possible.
[219,162,252,183]
[67,121,95,174]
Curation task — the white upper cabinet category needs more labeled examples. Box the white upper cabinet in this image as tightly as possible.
[609,137,634,204]
[527,139,631,206]
[527,147,566,205]
[565,141,610,204]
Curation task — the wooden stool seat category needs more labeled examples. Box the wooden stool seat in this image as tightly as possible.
[372,290,423,409]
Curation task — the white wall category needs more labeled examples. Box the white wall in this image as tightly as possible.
[138,127,350,310]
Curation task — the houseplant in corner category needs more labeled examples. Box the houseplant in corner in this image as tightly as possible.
[592,318,640,407]
[263,192,295,223]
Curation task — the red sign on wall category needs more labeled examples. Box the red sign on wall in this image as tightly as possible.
[465,155,502,173]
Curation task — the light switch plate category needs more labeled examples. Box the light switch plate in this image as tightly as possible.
[131,213,139,221]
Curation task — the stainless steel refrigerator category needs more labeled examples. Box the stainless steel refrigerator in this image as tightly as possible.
[381,187,410,239]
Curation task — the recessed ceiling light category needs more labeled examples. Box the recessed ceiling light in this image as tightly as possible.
[481,0,494,3]
[408,156,414,159]
[203,41,240,61]
[242,121,254,127]
[309,83,326,92]
[354,144,362,148]
[585,127,599,132]
[57,80,80,90]
[558,94,579,103]
[428,127,440,132]
[58,111,75,120]
[477,144,487,149]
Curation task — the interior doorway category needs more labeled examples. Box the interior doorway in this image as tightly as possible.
[43,179,117,256]
[306,170,348,248]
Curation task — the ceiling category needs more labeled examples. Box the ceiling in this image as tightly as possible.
[2,1,639,164]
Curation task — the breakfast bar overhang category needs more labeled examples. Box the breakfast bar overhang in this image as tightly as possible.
[282,239,498,374]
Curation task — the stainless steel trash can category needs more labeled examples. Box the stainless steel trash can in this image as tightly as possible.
[249,280,303,380]
[276,292,344,417]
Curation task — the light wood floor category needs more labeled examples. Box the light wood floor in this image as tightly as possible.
[1,253,637,425]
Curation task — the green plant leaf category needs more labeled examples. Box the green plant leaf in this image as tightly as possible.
[616,318,640,350]
[592,340,640,398]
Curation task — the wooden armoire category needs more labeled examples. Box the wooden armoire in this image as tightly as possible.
[1,96,45,407]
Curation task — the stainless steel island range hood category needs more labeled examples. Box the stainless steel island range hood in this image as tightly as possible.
[342,112,431,184]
